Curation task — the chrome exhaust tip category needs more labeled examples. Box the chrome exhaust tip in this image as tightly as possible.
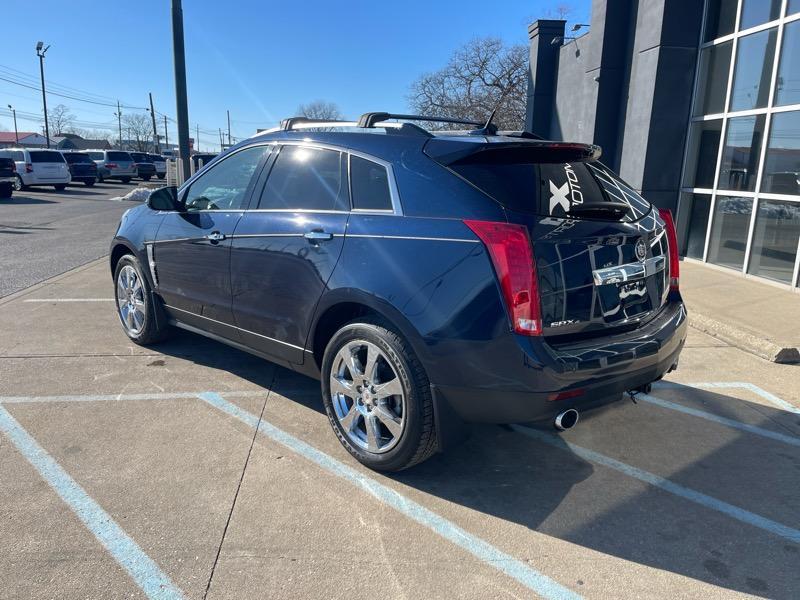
[554,408,579,431]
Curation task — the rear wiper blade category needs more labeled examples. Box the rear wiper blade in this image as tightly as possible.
[566,201,630,220]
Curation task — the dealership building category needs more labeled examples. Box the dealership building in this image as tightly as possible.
[526,0,800,290]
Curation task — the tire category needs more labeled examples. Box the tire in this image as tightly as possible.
[0,182,12,198]
[122,177,131,184]
[98,174,104,183]
[321,319,437,471]
[54,184,67,191]
[13,175,26,191]
[142,175,151,181]
[114,255,171,345]
[157,174,165,180]
[84,179,95,187]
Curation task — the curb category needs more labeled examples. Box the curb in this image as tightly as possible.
[0,257,108,307]
[689,312,800,364]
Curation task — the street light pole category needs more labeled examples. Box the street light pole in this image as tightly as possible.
[36,41,50,148]
[7,105,18,143]
[171,0,191,182]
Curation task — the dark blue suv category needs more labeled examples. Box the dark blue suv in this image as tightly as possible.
[110,112,687,471]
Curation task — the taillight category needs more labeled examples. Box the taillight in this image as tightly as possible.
[106,163,118,169]
[25,163,33,173]
[658,208,680,291]
[464,220,542,335]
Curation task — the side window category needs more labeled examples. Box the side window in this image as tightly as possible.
[258,146,348,211]
[184,145,269,211]
[350,155,393,211]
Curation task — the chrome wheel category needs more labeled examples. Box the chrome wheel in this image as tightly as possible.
[13,176,23,191]
[330,340,406,454]
[116,265,146,335]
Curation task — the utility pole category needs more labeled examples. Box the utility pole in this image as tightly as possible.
[218,128,223,150]
[114,101,123,149]
[171,0,191,182]
[7,105,18,143]
[36,42,51,148]
[164,114,169,150]
[196,124,200,152]
[226,109,231,146]
[148,92,160,153]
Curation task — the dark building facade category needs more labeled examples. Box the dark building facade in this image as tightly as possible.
[527,0,800,290]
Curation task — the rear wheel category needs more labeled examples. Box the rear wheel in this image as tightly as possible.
[322,320,437,471]
[0,182,12,198]
[98,174,105,183]
[84,179,95,187]
[157,173,165,180]
[13,175,26,191]
[142,175,151,181]
[54,184,67,191]
[114,255,171,345]
[121,176,131,184]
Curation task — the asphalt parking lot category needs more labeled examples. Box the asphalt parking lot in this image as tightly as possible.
[1,188,799,599]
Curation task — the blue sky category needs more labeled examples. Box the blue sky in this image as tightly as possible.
[1,0,589,151]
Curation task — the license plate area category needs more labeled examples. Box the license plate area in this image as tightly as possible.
[593,256,666,322]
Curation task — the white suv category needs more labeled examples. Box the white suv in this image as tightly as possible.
[0,148,71,191]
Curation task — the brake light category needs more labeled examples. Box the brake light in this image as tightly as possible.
[106,163,118,169]
[25,163,33,173]
[464,220,542,335]
[658,208,680,291]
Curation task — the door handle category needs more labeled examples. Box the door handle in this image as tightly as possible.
[205,231,226,242]
[303,230,334,242]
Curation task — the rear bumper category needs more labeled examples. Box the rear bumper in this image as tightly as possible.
[435,301,687,424]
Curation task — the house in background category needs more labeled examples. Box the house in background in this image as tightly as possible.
[0,131,50,148]
[52,133,112,150]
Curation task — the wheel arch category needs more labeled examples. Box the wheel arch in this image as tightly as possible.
[109,239,146,282]
[309,290,429,371]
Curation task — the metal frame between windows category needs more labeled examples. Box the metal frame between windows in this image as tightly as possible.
[678,0,800,290]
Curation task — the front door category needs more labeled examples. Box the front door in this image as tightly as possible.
[230,144,350,363]
[153,144,271,339]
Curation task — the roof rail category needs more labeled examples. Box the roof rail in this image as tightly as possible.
[357,112,484,129]
[279,117,357,131]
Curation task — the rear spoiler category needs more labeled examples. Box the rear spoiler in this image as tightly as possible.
[424,139,602,166]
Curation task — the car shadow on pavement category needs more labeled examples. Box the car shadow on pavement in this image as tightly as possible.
[3,196,58,205]
[154,330,799,599]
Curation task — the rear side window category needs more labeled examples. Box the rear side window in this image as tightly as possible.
[29,151,65,163]
[450,160,650,222]
[350,155,393,211]
[107,151,131,161]
[0,150,24,161]
[259,146,348,211]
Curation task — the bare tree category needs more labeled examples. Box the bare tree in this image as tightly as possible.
[47,104,75,136]
[296,101,345,121]
[408,37,528,131]
[545,3,572,20]
[121,113,153,151]
[72,128,114,143]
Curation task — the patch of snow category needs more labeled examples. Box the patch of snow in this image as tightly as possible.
[110,187,152,202]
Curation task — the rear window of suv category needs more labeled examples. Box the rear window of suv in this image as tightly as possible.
[0,150,24,161]
[130,153,151,162]
[29,151,66,163]
[63,153,94,164]
[449,160,651,222]
[107,151,131,161]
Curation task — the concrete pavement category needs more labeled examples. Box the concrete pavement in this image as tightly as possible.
[0,257,798,599]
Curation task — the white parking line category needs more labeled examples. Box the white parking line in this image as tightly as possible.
[23,298,115,302]
[655,381,800,415]
[198,392,582,600]
[0,404,184,599]
[512,425,800,544]
[638,393,800,447]
[0,391,266,404]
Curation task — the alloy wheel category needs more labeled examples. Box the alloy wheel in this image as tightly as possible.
[330,340,406,453]
[116,265,146,335]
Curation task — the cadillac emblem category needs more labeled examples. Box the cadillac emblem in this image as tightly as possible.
[635,238,647,262]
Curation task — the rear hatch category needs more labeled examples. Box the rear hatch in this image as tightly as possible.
[63,153,98,176]
[28,150,69,181]
[107,151,135,174]
[130,153,155,174]
[426,138,671,340]
[0,158,14,179]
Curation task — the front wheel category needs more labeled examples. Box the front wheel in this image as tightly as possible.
[13,175,26,191]
[54,184,67,191]
[0,182,12,198]
[114,255,171,345]
[321,320,437,471]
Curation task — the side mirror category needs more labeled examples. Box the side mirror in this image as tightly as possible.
[147,186,183,211]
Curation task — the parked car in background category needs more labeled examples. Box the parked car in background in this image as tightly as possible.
[110,112,687,472]
[87,150,136,183]
[0,148,71,191]
[148,154,167,179]
[0,156,15,198]
[60,151,98,186]
[129,152,155,181]
[191,153,217,172]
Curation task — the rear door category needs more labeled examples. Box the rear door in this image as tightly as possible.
[229,144,349,363]
[153,144,271,340]
[28,150,69,182]
[436,144,670,338]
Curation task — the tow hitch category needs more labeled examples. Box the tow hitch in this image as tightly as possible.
[626,382,653,404]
